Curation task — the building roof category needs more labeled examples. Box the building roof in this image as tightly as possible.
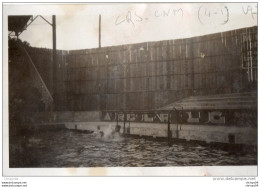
[8,16,32,35]
[160,92,257,110]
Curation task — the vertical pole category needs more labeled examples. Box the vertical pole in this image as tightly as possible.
[16,32,19,40]
[167,113,171,142]
[98,15,101,109]
[190,38,194,96]
[176,110,179,139]
[128,121,130,134]
[123,113,126,134]
[52,15,56,110]
[99,14,101,48]
[116,112,118,126]
[128,120,130,134]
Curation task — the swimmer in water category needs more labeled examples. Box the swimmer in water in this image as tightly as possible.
[109,124,121,138]
[96,126,104,138]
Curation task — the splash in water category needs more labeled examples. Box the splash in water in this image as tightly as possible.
[92,124,122,141]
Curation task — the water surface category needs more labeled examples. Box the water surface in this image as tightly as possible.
[9,130,257,167]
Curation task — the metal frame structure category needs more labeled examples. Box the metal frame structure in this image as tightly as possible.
[8,15,57,110]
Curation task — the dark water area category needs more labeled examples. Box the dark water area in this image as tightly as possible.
[9,129,257,167]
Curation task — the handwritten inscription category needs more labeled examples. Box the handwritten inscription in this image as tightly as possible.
[115,5,257,28]
[154,8,183,17]
[115,11,142,28]
[198,5,229,25]
[242,5,257,19]
[115,8,184,28]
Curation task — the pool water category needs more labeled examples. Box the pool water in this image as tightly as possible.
[9,129,257,167]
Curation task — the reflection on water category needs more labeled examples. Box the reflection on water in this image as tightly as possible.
[10,130,257,167]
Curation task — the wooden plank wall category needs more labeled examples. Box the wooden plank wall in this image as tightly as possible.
[26,26,257,111]
[27,48,64,94]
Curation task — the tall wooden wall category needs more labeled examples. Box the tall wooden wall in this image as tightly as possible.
[25,26,257,111]
[27,48,67,93]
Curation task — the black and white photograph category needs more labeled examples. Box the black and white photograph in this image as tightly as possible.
[2,2,258,177]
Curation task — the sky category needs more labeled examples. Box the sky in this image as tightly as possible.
[4,3,258,50]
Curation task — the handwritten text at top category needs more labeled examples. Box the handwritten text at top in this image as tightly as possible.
[115,5,257,28]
